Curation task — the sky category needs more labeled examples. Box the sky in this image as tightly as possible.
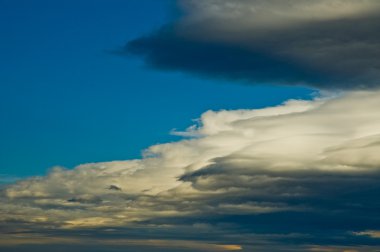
[1,1,380,252]
[0,0,313,178]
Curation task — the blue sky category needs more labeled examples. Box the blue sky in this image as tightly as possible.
[0,0,313,177]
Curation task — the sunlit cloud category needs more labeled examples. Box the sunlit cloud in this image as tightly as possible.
[353,230,380,239]
[0,234,241,251]
[1,91,380,249]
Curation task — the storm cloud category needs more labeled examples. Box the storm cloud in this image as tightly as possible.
[2,91,380,250]
[126,0,380,89]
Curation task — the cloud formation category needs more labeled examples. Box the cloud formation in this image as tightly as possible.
[126,0,380,89]
[1,91,380,250]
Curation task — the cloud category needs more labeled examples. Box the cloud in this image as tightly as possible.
[1,91,380,250]
[125,0,380,89]
[354,230,380,239]
[0,174,22,185]
[0,235,241,252]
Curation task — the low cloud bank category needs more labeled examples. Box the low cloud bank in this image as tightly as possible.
[1,91,380,250]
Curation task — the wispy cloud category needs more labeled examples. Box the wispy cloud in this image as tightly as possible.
[0,234,241,252]
[0,174,22,185]
[353,230,380,239]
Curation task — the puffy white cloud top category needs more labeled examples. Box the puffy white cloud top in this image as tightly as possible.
[2,91,380,251]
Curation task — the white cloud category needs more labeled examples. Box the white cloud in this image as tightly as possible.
[1,91,380,248]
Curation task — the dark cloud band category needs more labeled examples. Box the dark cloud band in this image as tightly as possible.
[125,0,380,90]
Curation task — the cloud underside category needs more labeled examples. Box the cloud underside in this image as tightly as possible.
[1,91,380,250]
[126,0,380,89]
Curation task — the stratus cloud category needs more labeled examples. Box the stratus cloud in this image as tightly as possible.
[126,0,380,89]
[1,91,380,249]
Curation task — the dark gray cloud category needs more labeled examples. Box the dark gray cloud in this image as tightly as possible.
[179,160,380,234]
[125,0,380,90]
[126,27,325,86]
